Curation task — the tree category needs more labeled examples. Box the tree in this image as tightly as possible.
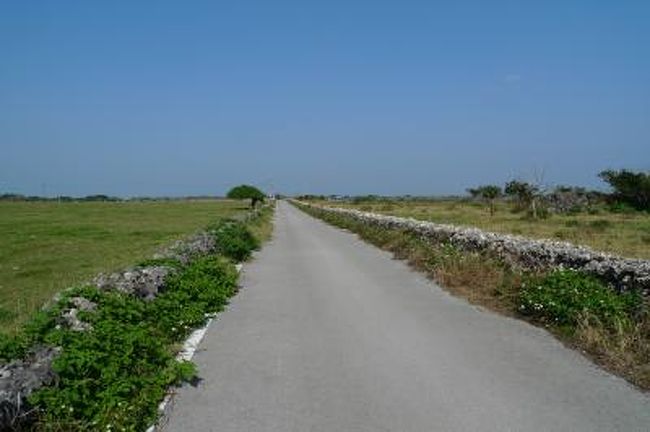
[469,185,501,216]
[227,185,265,208]
[504,180,547,218]
[599,169,650,211]
[466,188,481,199]
[480,185,502,216]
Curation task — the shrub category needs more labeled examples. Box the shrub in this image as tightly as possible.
[209,220,260,261]
[148,256,238,340]
[519,270,640,328]
[25,256,239,431]
[608,201,638,214]
[505,180,548,219]
[505,180,538,212]
[0,307,16,324]
[30,316,179,431]
[599,169,650,211]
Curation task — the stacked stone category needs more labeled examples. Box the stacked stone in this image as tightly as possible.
[316,205,650,295]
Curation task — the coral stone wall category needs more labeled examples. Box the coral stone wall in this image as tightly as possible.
[301,203,650,295]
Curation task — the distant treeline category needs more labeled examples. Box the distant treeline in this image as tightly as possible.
[0,194,123,202]
[0,194,226,202]
[295,194,462,202]
[297,169,650,213]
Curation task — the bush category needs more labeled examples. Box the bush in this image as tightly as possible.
[24,256,239,431]
[209,220,260,261]
[599,169,650,211]
[519,270,640,328]
[148,256,238,340]
[608,201,638,214]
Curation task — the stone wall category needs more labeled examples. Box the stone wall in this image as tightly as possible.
[301,203,650,295]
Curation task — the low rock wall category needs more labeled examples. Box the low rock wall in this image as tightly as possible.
[302,203,650,295]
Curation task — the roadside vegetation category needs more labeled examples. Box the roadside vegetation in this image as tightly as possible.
[0,200,244,333]
[303,169,650,259]
[0,203,274,431]
[294,202,650,390]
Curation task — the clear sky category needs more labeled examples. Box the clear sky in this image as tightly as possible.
[1,1,648,197]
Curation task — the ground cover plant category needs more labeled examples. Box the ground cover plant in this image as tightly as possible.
[0,204,274,431]
[26,256,237,431]
[0,200,245,333]
[316,198,650,259]
[209,219,261,262]
[294,202,650,390]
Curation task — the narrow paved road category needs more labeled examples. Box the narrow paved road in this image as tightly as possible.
[164,201,649,432]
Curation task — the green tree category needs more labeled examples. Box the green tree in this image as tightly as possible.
[226,185,266,208]
[480,185,502,216]
[598,169,650,211]
[505,180,542,217]
[469,185,501,216]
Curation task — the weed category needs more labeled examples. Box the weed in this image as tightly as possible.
[25,256,240,431]
[588,219,612,231]
[519,270,640,328]
[136,257,184,270]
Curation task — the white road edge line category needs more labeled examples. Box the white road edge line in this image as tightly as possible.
[145,262,244,432]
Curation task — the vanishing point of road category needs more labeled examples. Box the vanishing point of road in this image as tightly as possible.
[164,201,650,432]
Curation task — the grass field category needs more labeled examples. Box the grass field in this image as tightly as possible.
[320,199,650,259]
[0,200,246,333]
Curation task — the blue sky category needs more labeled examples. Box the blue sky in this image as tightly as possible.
[1,1,648,196]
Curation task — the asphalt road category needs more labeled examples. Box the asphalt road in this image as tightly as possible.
[163,201,650,432]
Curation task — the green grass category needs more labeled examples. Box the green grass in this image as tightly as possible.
[0,200,247,333]
[320,199,650,259]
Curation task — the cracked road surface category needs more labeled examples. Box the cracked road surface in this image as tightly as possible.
[163,201,650,432]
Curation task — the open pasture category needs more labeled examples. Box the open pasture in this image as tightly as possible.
[0,199,245,332]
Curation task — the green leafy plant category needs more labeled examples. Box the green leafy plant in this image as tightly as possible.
[24,255,239,431]
[519,270,640,328]
[467,185,502,216]
[599,169,650,211]
[148,256,238,340]
[209,220,260,261]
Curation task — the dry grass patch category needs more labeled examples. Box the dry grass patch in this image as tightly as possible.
[574,311,650,389]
